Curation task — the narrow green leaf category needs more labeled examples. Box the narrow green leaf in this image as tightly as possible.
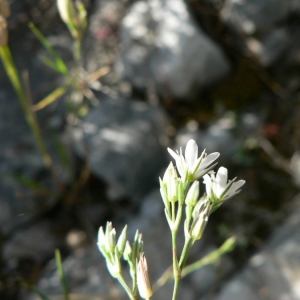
[29,22,69,75]
[13,173,51,195]
[55,249,70,300]
[33,85,69,111]
[0,45,52,167]
[18,277,50,300]
[39,55,59,72]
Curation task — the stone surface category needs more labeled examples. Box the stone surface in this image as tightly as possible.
[3,220,65,266]
[214,194,300,300]
[221,0,300,66]
[73,96,169,201]
[245,27,291,66]
[24,245,125,300]
[115,0,230,99]
[0,69,60,235]
[221,0,299,35]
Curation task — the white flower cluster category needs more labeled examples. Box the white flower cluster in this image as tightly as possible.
[162,139,245,240]
[168,139,245,207]
[98,139,245,300]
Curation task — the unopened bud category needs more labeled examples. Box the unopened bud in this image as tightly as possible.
[116,225,127,257]
[56,0,72,25]
[107,251,121,278]
[190,201,212,240]
[0,0,10,18]
[106,223,116,252]
[0,16,7,46]
[56,0,87,38]
[123,241,132,261]
[185,181,199,207]
[132,230,143,261]
[137,253,153,300]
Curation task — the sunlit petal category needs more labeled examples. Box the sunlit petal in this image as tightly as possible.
[201,152,220,169]
[185,139,198,170]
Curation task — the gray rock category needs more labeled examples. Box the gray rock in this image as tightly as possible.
[24,246,125,300]
[115,0,231,99]
[84,0,125,74]
[3,220,65,266]
[73,96,169,201]
[0,79,59,235]
[215,194,300,300]
[245,27,291,66]
[221,0,298,35]
[221,0,300,66]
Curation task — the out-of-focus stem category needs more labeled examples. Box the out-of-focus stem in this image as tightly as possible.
[0,45,52,168]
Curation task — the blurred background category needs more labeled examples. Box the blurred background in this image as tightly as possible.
[1,0,300,299]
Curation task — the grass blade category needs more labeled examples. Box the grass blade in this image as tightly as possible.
[19,277,50,300]
[55,249,70,300]
[33,85,69,111]
[29,22,69,75]
[0,44,52,168]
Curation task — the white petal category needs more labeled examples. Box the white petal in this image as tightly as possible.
[185,140,198,170]
[224,180,245,199]
[216,167,228,188]
[97,227,105,249]
[177,152,187,177]
[230,180,245,193]
[203,174,212,197]
[167,148,179,161]
[201,152,220,169]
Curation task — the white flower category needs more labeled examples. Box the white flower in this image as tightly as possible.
[167,139,219,181]
[203,167,245,205]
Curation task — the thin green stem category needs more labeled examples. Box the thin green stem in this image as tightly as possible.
[179,237,193,270]
[182,236,236,277]
[117,274,136,300]
[153,237,236,292]
[172,276,180,300]
[0,45,52,168]
[171,230,180,300]
[74,37,82,69]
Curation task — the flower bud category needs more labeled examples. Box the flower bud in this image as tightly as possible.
[0,16,8,46]
[56,0,87,38]
[107,251,121,278]
[57,0,73,25]
[132,230,143,261]
[123,241,132,261]
[190,201,212,240]
[185,181,199,207]
[0,0,10,18]
[116,225,127,257]
[97,226,106,253]
[105,222,116,252]
[137,253,153,300]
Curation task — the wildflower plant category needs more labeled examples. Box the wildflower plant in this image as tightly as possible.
[98,139,245,300]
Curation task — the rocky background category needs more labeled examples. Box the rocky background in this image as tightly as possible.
[1,0,300,299]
